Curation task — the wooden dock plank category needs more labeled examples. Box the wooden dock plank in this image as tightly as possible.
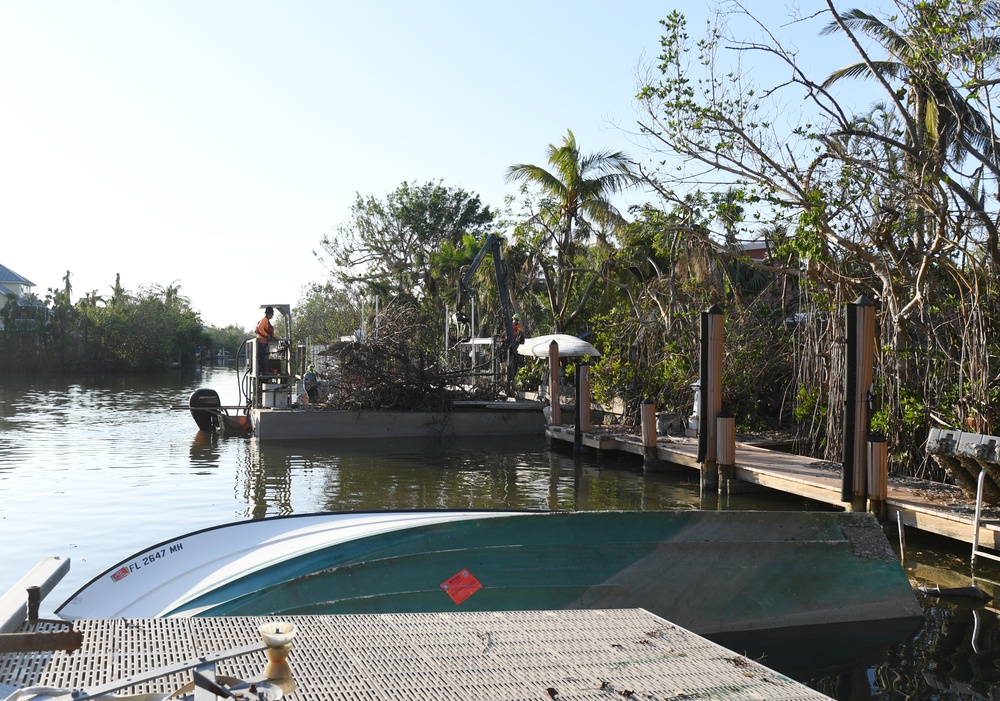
[548,426,1000,553]
[734,465,845,507]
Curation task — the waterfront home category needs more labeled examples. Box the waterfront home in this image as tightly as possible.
[0,264,41,330]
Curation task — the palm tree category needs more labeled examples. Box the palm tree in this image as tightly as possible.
[506,130,640,332]
[822,5,1000,261]
[152,280,190,310]
[80,290,105,308]
[821,6,999,168]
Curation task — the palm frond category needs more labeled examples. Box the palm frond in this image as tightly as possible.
[505,163,568,201]
[822,8,913,59]
[822,60,909,88]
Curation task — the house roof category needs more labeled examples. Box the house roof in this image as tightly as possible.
[0,264,35,287]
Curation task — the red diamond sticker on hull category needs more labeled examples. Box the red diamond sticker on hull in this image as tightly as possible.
[440,569,483,605]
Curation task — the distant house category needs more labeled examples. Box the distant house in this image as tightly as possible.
[740,241,770,261]
[0,264,41,330]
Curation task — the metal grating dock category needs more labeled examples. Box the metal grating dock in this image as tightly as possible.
[1,609,831,700]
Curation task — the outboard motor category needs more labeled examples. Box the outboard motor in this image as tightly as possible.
[189,388,222,432]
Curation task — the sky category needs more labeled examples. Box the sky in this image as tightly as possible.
[0,1,870,329]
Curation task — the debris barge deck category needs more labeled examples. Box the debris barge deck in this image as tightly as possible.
[0,609,831,700]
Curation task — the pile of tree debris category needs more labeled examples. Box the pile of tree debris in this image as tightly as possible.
[316,302,503,411]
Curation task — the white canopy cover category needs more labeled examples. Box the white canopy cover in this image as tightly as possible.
[517,334,600,358]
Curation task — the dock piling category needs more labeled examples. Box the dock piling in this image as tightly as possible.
[548,341,561,426]
[842,295,875,512]
[717,412,736,494]
[640,399,660,470]
[868,435,888,518]
[696,305,725,494]
[578,363,591,433]
[641,399,657,451]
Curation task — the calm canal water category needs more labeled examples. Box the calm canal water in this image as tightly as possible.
[1,365,999,699]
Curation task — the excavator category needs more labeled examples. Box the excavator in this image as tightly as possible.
[453,233,520,387]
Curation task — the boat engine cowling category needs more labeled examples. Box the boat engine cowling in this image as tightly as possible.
[189,388,222,432]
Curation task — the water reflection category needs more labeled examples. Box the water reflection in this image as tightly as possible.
[711,616,924,683]
[805,596,1000,700]
[230,435,706,517]
[189,429,223,464]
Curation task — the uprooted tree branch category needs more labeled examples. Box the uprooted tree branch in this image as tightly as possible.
[316,301,509,411]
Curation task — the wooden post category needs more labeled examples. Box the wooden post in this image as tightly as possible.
[868,434,888,518]
[641,399,658,467]
[641,400,657,450]
[573,363,587,455]
[579,363,591,433]
[842,295,875,512]
[697,305,725,494]
[548,341,561,426]
[716,411,736,493]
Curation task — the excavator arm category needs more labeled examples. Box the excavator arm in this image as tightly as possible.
[455,234,518,384]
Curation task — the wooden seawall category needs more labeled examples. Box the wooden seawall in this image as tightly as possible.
[547,426,1000,555]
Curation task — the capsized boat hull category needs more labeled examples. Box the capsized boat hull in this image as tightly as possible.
[56,511,513,620]
[57,510,921,634]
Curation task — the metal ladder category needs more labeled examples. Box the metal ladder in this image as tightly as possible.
[972,463,1000,568]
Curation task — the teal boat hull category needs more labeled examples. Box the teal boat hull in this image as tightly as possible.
[167,510,920,634]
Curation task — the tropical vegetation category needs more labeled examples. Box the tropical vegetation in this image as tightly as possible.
[0,276,210,373]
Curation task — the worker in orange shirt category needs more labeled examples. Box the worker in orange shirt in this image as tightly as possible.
[256,306,275,374]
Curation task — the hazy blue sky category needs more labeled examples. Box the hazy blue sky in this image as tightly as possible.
[1,1,871,328]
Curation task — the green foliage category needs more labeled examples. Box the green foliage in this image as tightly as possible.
[590,306,698,426]
[204,324,249,358]
[794,385,827,423]
[0,277,207,373]
[315,180,502,363]
[720,306,794,432]
[629,0,1000,477]
[871,390,927,439]
[506,130,641,333]
[871,389,930,470]
[318,180,498,306]
[515,358,544,393]
[295,281,364,343]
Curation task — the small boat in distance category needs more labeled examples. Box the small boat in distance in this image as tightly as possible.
[55,510,921,635]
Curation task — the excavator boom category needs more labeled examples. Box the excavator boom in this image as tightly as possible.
[455,234,518,384]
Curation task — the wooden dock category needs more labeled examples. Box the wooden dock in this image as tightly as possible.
[0,610,832,700]
[547,426,1000,555]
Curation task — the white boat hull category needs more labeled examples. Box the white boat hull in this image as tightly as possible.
[56,511,512,620]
